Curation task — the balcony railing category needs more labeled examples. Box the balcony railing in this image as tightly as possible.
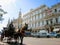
[44,11,60,19]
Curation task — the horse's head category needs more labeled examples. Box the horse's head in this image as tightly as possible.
[21,23,28,30]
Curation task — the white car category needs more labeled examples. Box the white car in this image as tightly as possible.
[31,33,39,37]
[38,30,48,38]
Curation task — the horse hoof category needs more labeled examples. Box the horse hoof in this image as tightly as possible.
[20,43,23,45]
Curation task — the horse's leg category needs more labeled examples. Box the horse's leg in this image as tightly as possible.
[1,34,4,41]
[1,36,3,41]
[20,36,24,45]
[14,33,18,43]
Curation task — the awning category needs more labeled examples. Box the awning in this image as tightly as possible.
[53,28,60,31]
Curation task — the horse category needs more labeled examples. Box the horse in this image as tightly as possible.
[13,23,28,45]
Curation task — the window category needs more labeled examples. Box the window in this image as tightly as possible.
[40,22,42,26]
[37,22,38,27]
[56,18,58,23]
[43,13,45,17]
[38,21,40,26]
[46,20,48,25]
[57,8,60,12]
[35,23,36,27]
[42,14,43,18]
[35,15,36,20]
[33,16,35,21]
[38,14,40,19]
[33,12,35,16]
[33,23,35,28]
[44,21,45,25]
[35,11,38,14]
[42,21,44,25]
[32,24,33,28]
[58,16,60,23]
[31,24,33,27]
[40,14,42,19]
[55,9,57,12]
[36,22,37,27]
[59,10,60,12]
[50,19,53,24]
[36,15,38,20]
[39,9,41,13]
[28,24,30,29]
[32,17,33,21]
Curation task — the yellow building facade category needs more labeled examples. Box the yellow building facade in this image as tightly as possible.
[13,10,22,31]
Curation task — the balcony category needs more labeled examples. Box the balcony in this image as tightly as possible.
[44,12,60,20]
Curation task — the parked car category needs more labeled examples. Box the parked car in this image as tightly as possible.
[47,32,57,38]
[38,30,48,38]
[25,31,31,37]
[31,33,35,37]
[31,33,39,37]
[56,33,60,38]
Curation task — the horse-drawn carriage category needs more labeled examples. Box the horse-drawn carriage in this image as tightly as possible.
[1,22,28,45]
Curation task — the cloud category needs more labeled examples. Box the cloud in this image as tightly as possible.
[0,0,16,19]
[0,0,16,6]
[0,0,16,11]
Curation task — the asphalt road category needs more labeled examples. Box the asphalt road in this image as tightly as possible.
[0,37,60,45]
[23,37,60,45]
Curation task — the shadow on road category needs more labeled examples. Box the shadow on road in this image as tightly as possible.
[7,42,26,45]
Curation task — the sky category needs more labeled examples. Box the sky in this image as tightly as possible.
[0,0,60,31]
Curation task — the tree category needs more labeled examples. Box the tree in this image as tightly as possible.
[50,26,54,32]
[8,21,15,37]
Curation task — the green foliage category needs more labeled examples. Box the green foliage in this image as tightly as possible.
[7,22,15,36]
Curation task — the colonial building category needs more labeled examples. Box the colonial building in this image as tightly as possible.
[23,3,60,33]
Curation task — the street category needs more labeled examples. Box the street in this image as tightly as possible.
[0,37,60,45]
[23,37,60,45]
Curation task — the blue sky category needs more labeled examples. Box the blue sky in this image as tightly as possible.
[0,0,60,31]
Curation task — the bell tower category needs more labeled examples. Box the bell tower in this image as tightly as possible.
[19,8,22,18]
[18,8,22,29]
